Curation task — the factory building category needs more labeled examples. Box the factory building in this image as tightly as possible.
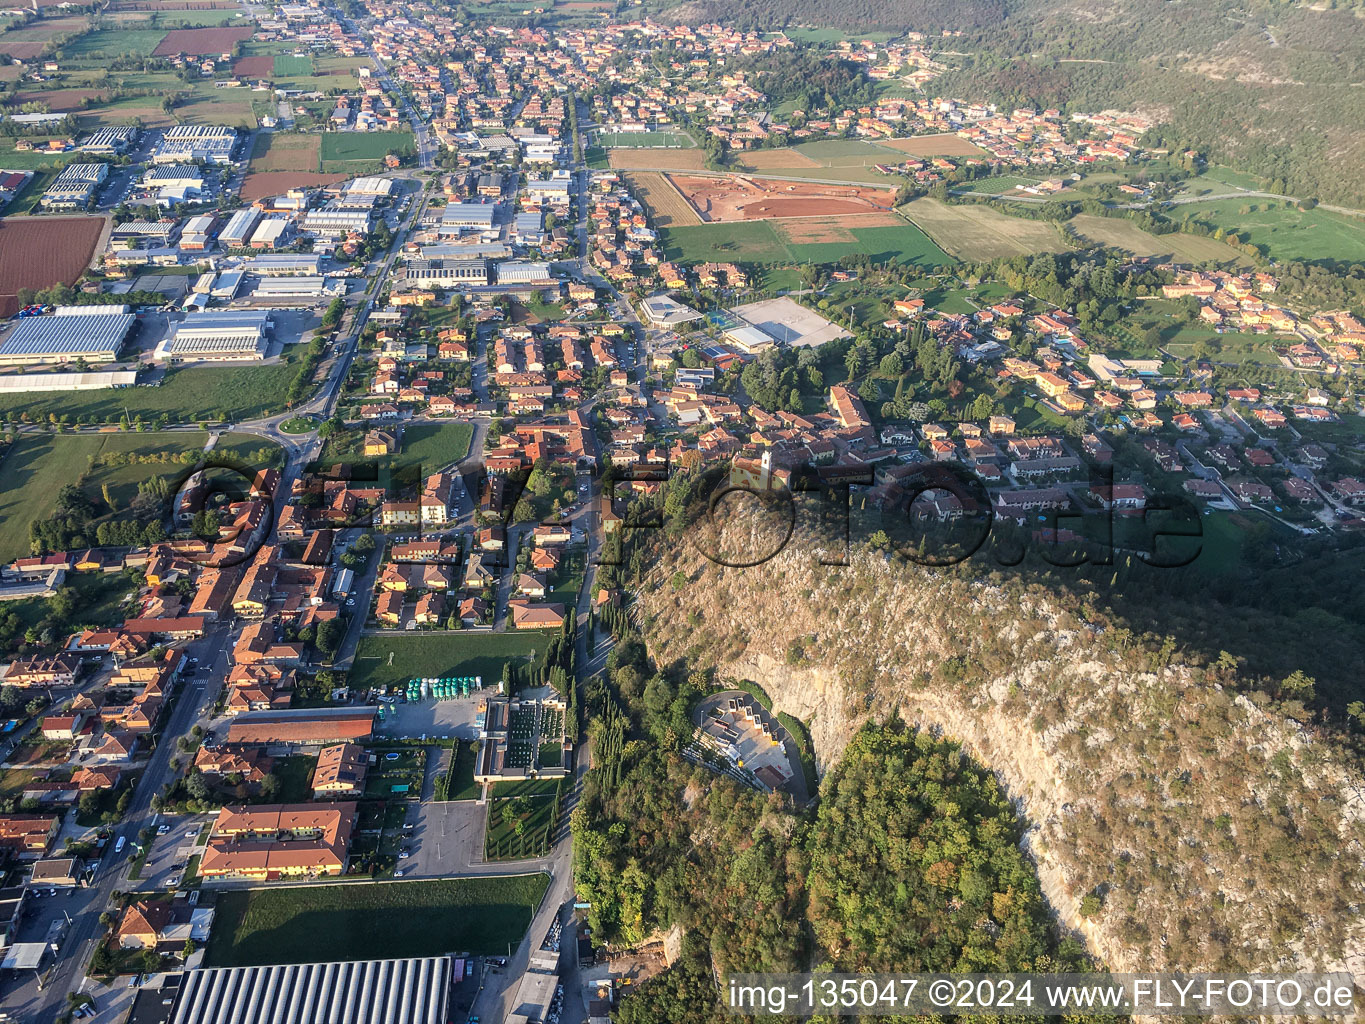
[153,124,237,165]
[0,312,136,366]
[220,208,262,248]
[154,310,271,362]
[39,163,108,210]
[405,258,490,286]
[301,207,374,238]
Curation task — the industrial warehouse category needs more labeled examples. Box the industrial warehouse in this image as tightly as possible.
[131,956,456,1024]
[0,309,137,366]
[154,310,272,362]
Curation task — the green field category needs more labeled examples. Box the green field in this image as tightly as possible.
[273,54,314,76]
[660,220,793,264]
[0,430,280,562]
[61,28,169,59]
[204,875,551,967]
[0,355,302,424]
[485,784,559,861]
[1175,199,1365,263]
[349,632,550,691]
[786,223,953,269]
[596,129,693,148]
[321,131,412,164]
[394,422,473,474]
[959,175,1044,195]
[0,434,104,562]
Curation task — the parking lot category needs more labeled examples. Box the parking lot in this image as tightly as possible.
[375,692,484,740]
[134,815,209,892]
[403,798,486,877]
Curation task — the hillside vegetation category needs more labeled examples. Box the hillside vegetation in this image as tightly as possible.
[630,531,1365,983]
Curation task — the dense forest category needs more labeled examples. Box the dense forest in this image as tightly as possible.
[663,0,1006,32]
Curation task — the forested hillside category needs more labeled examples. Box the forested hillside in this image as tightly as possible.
[620,509,1365,987]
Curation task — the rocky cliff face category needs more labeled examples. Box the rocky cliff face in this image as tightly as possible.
[636,542,1365,984]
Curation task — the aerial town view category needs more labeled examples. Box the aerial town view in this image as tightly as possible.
[0,0,1363,1020]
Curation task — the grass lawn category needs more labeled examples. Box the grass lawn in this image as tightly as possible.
[785,222,954,269]
[5,168,60,214]
[349,632,550,691]
[441,740,480,801]
[0,433,105,563]
[959,175,1042,195]
[660,220,792,264]
[0,354,302,423]
[61,28,169,59]
[595,129,693,148]
[394,421,473,475]
[269,755,317,803]
[204,874,551,966]
[1070,215,1250,265]
[901,197,1069,261]
[485,784,559,861]
[274,54,313,76]
[1173,198,1365,264]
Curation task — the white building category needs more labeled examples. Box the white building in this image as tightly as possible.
[155,310,272,362]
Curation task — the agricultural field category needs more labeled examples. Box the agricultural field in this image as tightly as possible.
[273,53,313,76]
[958,175,1045,195]
[660,220,794,265]
[1070,214,1252,265]
[232,55,273,78]
[733,141,905,183]
[660,214,953,269]
[240,170,352,202]
[0,215,104,316]
[204,875,552,967]
[879,133,991,158]
[250,131,319,172]
[0,15,92,58]
[60,27,172,59]
[594,129,693,148]
[607,148,706,171]
[1173,198,1365,264]
[320,131,412,166]
[151,25,252,55]
[668,173,896,222]
[622,171,701,227]
[901,197,1070,260]
[348,632,550,691]
[0,353,302,423]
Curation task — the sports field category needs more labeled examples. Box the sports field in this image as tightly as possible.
[1175,199,1365,263]
[595,129,693,148]
[661,215,952,268]
[901,197,1070,260]
[960,175,1045,195]
[349,632,549,690]
[1070,215,1252,265]
[204,875,551,967]
[623,171,701,227]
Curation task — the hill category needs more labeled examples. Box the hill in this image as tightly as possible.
[629,523,1365,982]
[663,0,1365,206]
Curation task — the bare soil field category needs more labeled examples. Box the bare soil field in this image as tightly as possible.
[0,15,89,57]
[623,171,701,227]
[739,148,823,170]
[880,134,990,158]
[250,132,319,172]
[240,170,352,202]
[0,215,104,316]
[1070,214,1251,265]
[900,197,1069,260]
[668,174,896,223]
[776,212,901,245]
[5,88,107,112]
[607,148,705,171]
[152,25,253,55]
[233,55,274,78]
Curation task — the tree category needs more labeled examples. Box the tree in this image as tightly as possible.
[315,618,343,656]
